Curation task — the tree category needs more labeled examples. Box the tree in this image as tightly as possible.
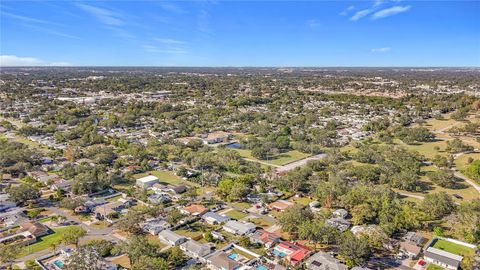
[165,246,188,267]
[278,204,314,234]
[464,160,480,182]
[6,183,40,205]
[62,226,87,247]
[421,192,455,220]
[446,138,473,153]
[65,246,101,270]
[117,210,145,234]
[0,244,20,269]
[427,169,457,188]
[131,256,168,270]
[166,208,185,225]
[25,260,43,270]
[351,203,376,225]
[338,232,372,268]
[115,236,159,265]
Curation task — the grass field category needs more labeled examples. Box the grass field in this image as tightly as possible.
[224,209,248,220]
[427,264,444,270]
[19,225,79,257]
[455,153,480,170]
[233,148,311,166]
[289,196,312,206]
[431,239,475,256]
[249,217,274,228]
[133,170,183,185]
[232,202,251,210]
[174,228,204,241]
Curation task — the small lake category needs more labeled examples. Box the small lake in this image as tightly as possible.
[225,142,241,149]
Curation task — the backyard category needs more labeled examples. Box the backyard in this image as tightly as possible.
[232,148,311,166]
[431,239,475,256]
[18,225,79,257]
[133,170,184,185]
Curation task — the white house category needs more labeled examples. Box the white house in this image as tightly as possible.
[222,220,256,236]
[136,175,159,189]
[158,229,187,246]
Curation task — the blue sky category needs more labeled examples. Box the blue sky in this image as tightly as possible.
[1,0,479,66]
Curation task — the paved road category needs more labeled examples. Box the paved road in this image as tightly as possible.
[276,153,327,173]
[454,170,480,193]
[370,257,416,270]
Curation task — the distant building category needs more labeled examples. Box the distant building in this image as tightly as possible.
[136,175,159,189]
[424,247,463,270]
[180,239,212,261]
[202,131,231,144]
[181,204,208,216]
[399,241,421,259]
[249,229,281,248]
[273,241,311,266]
[332,209,348,219]
[207,251,240,270]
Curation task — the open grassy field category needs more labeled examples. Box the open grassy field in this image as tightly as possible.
[224,209,248,220]
[232,148,311,166]
[431,239,475,256]
[249,217,274,228]
[174,228,204,241]
[232,202,252,210]
[133,170,183,185]
[18,225,78,257]
[289,196,312,206]
[397,139,449,159]
[426,264,444,270]
[455,153,480,170]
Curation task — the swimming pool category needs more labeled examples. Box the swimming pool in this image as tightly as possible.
[272,249,287,258]
[228,253,238,260]
[53,260,65,269]
[256,265,268,270]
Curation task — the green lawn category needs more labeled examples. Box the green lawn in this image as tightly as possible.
[174,229,204,241]
[224,209,248,220]
[18,225,79,257]
[134,170,183,185]
[427,264,444,270]
[249,217,274,228]
[431,239,475,256]
[232,202,251,210]
[233,148,311,166]
[455,153,480,170]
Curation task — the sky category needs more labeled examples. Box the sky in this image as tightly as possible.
[1,0,479,67]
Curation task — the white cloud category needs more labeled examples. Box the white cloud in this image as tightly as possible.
[142,45,186,54]
[76,3,125,26]
[350,9,372,21]
[154,38,186,44]
[339,5,355,16]
[371,5,411,20]
[371,47,391,53]
[307,19,321,29]
[0,55,71,66]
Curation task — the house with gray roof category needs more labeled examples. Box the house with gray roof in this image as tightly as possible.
[179,239,212,261]
[202,211,230,225]
[158,229,187,246]
[222,220,256,236]
[424,247,463,270]
[305,251,348,270]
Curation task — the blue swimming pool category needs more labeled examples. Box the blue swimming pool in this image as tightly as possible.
[256,265,268,270]
[273,249,287,258]
[53,260,65,268]
[228,253,238,260]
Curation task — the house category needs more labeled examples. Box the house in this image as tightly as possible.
[309,201,321,209]
[20,221,50,237]
[84,198,108,209]
[399,241,421,259]
[202,212,230,225]
[403,231,426,246]
[180,239,212,260]
[203,131,231,144]
[151,183,167,193]
[147,193,171,204]
[249,229,281,248]
[332,209,348,219]
[181,204,208,216]
[207,251,241,270]
[0,210,27,227]
[424,247,463,270]
[141,218,170,235]
[50,179,73,192]
[268,200,294,212]
[93,201,126,222]
[158,229,187,246]
[305,251,348,270]
[136,175,159,189]
[326,218,351,232]
[167,184,187,194]
[222,220,256,236]
[272,241,311,266]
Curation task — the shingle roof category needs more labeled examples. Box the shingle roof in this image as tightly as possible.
[424,247,463,268]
